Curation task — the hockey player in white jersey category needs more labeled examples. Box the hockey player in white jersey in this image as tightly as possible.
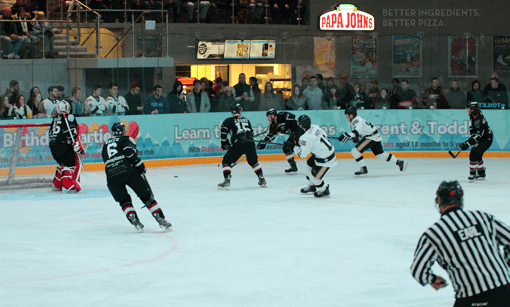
[106,82,129,115]
[85,84,108,116]
[293,115,337,198]
[339,106,407,176]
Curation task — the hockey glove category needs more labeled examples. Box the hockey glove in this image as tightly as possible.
[221,140,231,150]
[257,141,267,150]
[73,142,85,154]
[135,162,146,174]
[338,132,351,143]
[459,141,470,151]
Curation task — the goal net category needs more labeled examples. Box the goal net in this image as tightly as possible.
[0,122,54,190]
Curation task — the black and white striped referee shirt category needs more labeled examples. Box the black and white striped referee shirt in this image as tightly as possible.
[411,207,510,298]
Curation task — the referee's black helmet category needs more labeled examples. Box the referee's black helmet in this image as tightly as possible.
[435,180,464,208]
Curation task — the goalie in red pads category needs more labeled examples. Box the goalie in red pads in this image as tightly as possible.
[49,101,84,192]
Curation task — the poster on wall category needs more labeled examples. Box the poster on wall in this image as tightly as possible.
[197,41,225,59]
[350,35,377,78]
[250,40,275,59]
[314,37,336,77]
[493,36,510,77]
[448,36,478,78]
[224,40,250,59]
[392,35,421,78]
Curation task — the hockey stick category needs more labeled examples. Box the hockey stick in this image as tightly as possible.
[252,140,284,146]
[448,149,462,159]
[63,114,96,178]
[217,156,246,168]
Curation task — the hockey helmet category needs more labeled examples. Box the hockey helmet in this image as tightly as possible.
[345,106,357,118]
[467,101,481,118]
[111,122,126,136]
[231,103,242,114]
[56,100,71,114]
[266,108,277,117]
[298,115,311,130]
[435,180,464,208]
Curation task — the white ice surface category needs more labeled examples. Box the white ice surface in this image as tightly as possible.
[1,157,510,307]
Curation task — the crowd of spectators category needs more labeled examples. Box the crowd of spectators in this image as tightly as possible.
[1,72,508,120]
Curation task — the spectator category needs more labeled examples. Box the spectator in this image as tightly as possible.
[186,80,210,112]
[213,76,223,92]
[373,88,390,109]
[184,0,211,22]
[31,11,55,57]
[107,82,129,115]
[259,82,283,110]
[217,86,235,112]
[303,76,323,110]
[301,77,309,92]
[337,74,352,102]
[446,80,466,109]
[17,9,37,59]
[467,80,483,103]
[485,78,508,109]
[286,84,306,110]
[56,85,66,100]
[201,79,218,111]
[315,73,327,96]
[167,79,187,113]
[324,76,338,102]
[389,78,401,97]
[125,81,143,115]
[27,91,43,118]
[479,90,497,109]
[144,85,170,114]
[4,80,20,105]
[85,84,108,116]
[1,8,24,59]
[247,76,261,111]
[396,80,418,109]
[421,77,448,109]
[344,83,370,109]
[0,95,15,119]
[233,73,254,109]
[367,80,380,108]
[41,86,60,117]
[14,94,32,119]
[71,87,84,116]
[484,72,507,93]
[325,85,342,109]
[248,0,263,23]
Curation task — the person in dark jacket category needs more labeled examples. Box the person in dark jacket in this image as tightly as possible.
[467,80,483,103]
[167,79,187,113]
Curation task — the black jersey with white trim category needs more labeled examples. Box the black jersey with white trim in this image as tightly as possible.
[220,116,254,143]
[102,135,143,177]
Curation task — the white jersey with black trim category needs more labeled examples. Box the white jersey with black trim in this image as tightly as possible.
[347,115,382,142]
[85,95,108,116]
[107,95,129,115]
[295,124,337,168]
[42,98,59,116]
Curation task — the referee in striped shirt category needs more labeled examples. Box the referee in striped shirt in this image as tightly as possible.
[411,180,510,307]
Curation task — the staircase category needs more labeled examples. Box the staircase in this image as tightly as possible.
[51,23,97,58]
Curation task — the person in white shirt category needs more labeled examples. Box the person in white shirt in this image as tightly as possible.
[85,84,108,116]
[41,86,60,117]
[107,82,129,115]
[339,106,407,176]
[293,115,337,198]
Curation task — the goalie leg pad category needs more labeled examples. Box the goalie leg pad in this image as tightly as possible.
[62,166,80,192]
[53,164,63,190]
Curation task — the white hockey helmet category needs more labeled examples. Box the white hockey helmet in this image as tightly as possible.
[56,100,71,114]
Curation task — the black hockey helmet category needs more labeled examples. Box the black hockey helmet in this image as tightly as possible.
[231,103,242,114]
[298,115,311,130]
[112,122,126,136]
[467,101,479,110]
[435,180,464,208]
[266,108,277,117]
[345,106,357,117]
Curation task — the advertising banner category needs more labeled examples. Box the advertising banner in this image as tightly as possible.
[493,36,510,77]
[314,37,336,77]
[250,40,275,59]
[319,4,374,31]
[392,35,421,78]
[448,36,478,78]
[197,41,225,59]
[2,110,508,169]
[224,40,250,59]
[351,35,377,78]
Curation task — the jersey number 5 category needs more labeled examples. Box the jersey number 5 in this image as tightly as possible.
[235,122,250,132]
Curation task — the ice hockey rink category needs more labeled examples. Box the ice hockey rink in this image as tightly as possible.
[2,157,510,307]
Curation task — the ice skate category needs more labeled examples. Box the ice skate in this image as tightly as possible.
[397,160,408,172]
[300,185,316,194]
[476,168,486,180]
[468,170,477,182]
[156,217,173,231]
[218,176,231,190]
[285,160,298,173]
[128,213,144,232]
[314,184,330,198]
[355,166,368,176]
[258,175,267,187]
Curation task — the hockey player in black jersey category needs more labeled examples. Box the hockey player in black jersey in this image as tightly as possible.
[218,103,266,189]
[460,101,493,181]
[258,108,302,173]
[102,122,172,232]
[49,100,84,192]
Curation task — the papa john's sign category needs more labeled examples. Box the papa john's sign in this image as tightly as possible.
[320,4,374,31]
